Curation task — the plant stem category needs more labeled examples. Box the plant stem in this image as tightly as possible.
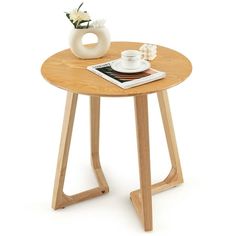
[77,2,83,12]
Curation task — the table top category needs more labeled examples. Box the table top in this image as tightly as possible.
[41,42,192,97]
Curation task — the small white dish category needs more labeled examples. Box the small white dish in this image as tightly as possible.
[111,59,150,73]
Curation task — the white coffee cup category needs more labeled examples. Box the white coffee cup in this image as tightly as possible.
[121,50,143,70]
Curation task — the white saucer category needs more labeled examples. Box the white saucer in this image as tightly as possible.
[111,59,150,73]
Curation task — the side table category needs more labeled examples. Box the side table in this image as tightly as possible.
[41,42,192,231]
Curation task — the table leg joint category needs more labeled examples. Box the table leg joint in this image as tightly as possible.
[130,167,183,228]
[53,167,109,210]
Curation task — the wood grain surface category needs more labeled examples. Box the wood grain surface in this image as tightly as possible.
[41,42,192,96]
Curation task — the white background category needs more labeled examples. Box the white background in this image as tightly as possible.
[0,0,236,235]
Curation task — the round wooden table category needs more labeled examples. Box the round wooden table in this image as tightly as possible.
[41,42,192,231]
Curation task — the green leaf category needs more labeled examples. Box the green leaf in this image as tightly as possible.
[77,20,91,29]
[65,13,77,28]
[65,13,70,19]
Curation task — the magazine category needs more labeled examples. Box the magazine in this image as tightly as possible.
[87,60,166,89]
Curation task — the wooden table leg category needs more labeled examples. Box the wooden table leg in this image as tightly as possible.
[52,92,78,209]
[131,95,153,231]
[154,90,183,192]
[90,96,109,193]
[130,91,184,231]
[52,93,109,210]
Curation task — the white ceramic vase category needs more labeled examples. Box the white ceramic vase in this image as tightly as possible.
[69,27,111,59]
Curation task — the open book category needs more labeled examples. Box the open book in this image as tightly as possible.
[87,60,166,89]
